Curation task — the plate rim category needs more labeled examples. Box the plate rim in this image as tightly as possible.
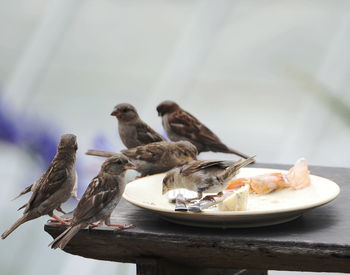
[123,167,340,217]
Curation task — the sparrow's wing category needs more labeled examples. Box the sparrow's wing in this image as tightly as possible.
[78,177,106,200]
[180,160,234,176]
[25,163,68,213]
[122,142,165,162]
[168,110,221,145]
[73,177,118,222]
[135,122,165,144]
[34,161,56,187]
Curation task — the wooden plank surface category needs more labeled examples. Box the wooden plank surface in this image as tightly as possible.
[45,164,350,273]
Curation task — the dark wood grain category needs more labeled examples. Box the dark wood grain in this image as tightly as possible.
[45,163,350,273]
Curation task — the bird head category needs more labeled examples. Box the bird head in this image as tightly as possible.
[156,100,179,116]
[111,103,139,122]
[102,154,136,175]
[162,171,175,195]
[58,134,78,151]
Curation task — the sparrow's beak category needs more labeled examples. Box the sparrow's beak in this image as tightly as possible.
[124,161,136,170]
[110,108,121,118]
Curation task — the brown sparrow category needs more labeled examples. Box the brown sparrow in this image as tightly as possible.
[157,100,251,159]
[162,156,255,198]
[14,171,79,204]
[2,134,78,239]
[50,154,136,249]
[111,103,165,148]
[122,141,198,177]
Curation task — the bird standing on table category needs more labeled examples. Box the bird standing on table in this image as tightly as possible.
[162,156,255,199]
[121,140,198,177]
[157,100,251,159]
[111,103,165,148]
[50,154,136,250]
[2,134,78,239]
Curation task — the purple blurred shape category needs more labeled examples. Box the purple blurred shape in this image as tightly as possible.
[0,97,20,143]
[0,96,60,167]
[92,134,115,151]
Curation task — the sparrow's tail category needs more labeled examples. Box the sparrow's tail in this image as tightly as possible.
[210,143,252,160]
[1,213,33,239]
[226,147,252,160]
[12,184,33,200]
[49,224,85,250]
[218,156,256,182]
[17,203,27,211]
[86,149,116,158]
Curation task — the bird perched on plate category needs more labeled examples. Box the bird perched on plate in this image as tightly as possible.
[50,154,136,250]
[111,103,165,148]
[162,156,255,199]
[157,100,251,159]
[121,141,198,177]
[1,134,78,239]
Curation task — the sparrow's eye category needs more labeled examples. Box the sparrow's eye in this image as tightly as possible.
[116,159,123,164]
[122,109,128,113]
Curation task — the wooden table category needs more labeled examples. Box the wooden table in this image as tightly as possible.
[45,164,350,274]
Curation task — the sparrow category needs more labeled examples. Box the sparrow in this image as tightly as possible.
[157,100,251,159]
[2,134,78,239]
[50,154,136,250]
[120,141,198,177]
[13,171,79,206]
[86,141,198,177]
[111,103,165,148]
[162,156,255,199]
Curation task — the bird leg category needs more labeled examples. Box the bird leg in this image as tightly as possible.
[188,192,225,212]
[107,224,134,229]
[48,214,71,225]
[105,218,134,229]
[201,191,224,202]
[88,221,103,230]
[182,190,203,203]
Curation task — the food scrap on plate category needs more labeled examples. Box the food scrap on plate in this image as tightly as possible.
[226,158,311,194]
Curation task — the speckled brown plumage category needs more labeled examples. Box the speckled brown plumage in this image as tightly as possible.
[157,100,251,159]
[162,156,255,198]
[111,103,165,148]
[121,141,198,177]
[2,134,78,239]
[50,154,135,249]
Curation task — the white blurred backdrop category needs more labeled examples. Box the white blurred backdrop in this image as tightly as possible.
[0,0,350,274]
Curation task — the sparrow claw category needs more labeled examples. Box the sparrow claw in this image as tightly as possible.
[201,192,224,202]
[88,221,102,230]
[48,215,71,226]
[109,223,134,229]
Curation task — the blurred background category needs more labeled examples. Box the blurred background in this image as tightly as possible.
[1,0,350,274]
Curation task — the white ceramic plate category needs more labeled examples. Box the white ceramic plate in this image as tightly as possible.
[123,168,340,228]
